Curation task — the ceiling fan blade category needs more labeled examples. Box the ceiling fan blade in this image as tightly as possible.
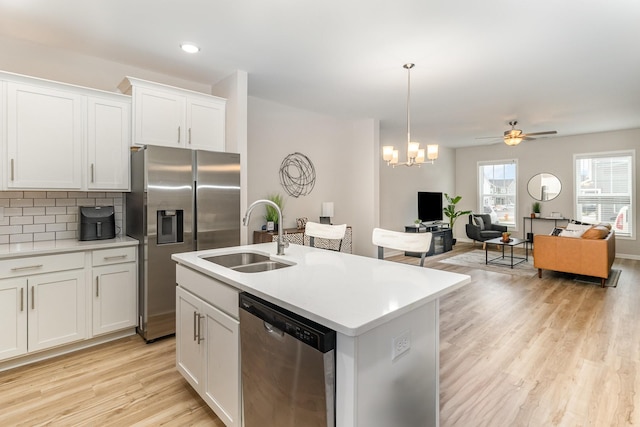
[522,136,536,141]
[475,136,502,139]
[522,130,557,137]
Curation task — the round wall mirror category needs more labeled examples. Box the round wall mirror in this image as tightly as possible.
[527,173,561,201]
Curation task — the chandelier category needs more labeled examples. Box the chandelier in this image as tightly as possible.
[383,63,438,167]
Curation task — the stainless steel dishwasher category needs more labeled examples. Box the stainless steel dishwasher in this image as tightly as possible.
[239,292,336,427]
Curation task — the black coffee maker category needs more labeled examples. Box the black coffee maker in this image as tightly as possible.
[79,206,116,241]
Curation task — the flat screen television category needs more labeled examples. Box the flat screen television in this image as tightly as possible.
[418,192,443,223]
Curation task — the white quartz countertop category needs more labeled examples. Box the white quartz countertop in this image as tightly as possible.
[172,243,471,337]
[0,236,139,259]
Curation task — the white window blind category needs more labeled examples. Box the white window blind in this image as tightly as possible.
[574,151,634,237]
[478,160,517,227]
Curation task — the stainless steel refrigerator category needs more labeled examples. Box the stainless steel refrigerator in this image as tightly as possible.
[126,145,240,342]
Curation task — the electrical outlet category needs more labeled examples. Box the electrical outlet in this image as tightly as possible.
[392,330,411,360]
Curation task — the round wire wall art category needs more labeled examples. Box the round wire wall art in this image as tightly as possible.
[279,152,316,198]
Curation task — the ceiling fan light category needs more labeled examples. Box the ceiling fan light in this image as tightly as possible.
[504,137,523,146]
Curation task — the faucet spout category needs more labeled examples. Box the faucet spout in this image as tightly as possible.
[243,199,288,255]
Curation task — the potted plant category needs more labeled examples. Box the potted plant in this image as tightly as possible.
[532,201,541,218]
[443,193,472,244]
[264,193,285,231]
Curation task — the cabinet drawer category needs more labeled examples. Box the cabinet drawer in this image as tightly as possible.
[176,265,239,319]
[92,246,136,267]
[0,252,85,278]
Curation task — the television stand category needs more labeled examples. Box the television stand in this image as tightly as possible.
[404,224,453,257]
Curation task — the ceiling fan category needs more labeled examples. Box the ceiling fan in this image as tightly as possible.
[477,121,558,146]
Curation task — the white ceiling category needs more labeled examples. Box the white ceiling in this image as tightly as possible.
[1,0,639,148]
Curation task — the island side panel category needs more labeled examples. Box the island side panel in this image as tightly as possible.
[336,299,439,427]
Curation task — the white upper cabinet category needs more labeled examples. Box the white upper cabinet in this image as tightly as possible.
[87,96,131,190]
[119,77,226,152]
[1,71,131,192]
[6,82,83,189]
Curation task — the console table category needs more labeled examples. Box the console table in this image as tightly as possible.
[253,226,353,253]
[404,224,453,256]
[522,216,569,241]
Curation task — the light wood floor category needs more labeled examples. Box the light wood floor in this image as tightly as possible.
[1,243,639,426]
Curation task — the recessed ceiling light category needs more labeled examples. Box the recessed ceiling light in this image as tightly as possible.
[180,43,200,53]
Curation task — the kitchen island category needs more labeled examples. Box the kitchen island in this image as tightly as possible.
[172,242,470,427]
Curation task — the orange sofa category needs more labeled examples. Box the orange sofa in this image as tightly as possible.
[533,229,615,287]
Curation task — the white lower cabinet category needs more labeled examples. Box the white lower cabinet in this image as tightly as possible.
[176,286,240,427]
[0,278,27,360]
[0,243,138,366]
[92,263,137,336]
[28,269,86,352]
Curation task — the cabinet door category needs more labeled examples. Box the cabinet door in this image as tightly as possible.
[27,270,86,352]
[176,287,204,391]
[133,86,185,147]
[6,83,82,189]
[87,96,131,190]
[0,278,27,361]
[93,263,137,336]
[202,300,240,427]
[186,97,226,152]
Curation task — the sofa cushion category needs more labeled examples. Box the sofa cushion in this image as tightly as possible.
[473,216,485,230]
[582,225,610,239]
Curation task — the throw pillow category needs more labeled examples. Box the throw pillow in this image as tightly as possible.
[559,229,584,238]
[550,227,563,236]
[473,216,485,231]
[566,223,592,232]
[582,225,609,239]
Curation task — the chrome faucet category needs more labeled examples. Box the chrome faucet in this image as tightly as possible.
[243,199,288,255]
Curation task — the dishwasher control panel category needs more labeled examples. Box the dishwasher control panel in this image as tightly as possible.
[240,292,336,353]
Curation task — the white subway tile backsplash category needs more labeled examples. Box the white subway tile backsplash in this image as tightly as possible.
[33,232,55,241]
[0,191,24,199]
[46,223,67,232]
[10,199,34,208]
[56,214,77,223]
[56,231,77,240]
[34,199,56,207]
[34,215,56,224]
[23,224,46,233]
[0,191,124,242]
[9,234,33,243]
[10,216,34,225]
[55,199,77,207]
[23,207,46,216]
[46,207,67,215]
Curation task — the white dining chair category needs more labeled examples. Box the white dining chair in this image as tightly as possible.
[372,227,433,267]
[305,221,347,251]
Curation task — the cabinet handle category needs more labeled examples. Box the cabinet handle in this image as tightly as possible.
[197,314,205,344]
[31,286,35,310]
[193,311,198,342]
[188,128,192,145]
[103,255,127,261]
[91,163,95,183]
[20,288,24,312]
[178,126,181,144]
[10,159,14,181]
[11,264,44,272]
[96,276,100,297]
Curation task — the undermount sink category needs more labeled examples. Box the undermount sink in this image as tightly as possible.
[201,252,292,273]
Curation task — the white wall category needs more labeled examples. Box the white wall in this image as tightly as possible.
[212,71,249,244]
[247,97,379,256]
[455,128,639,258]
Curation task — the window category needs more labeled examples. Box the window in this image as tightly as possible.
[478,160,517,227]
[574,150,635,238]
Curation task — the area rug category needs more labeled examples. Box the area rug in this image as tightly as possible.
[574,268,621,288]
[438,249,537,278]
